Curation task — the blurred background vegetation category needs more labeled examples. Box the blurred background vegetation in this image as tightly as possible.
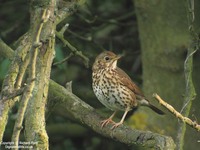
[0,0,199,150]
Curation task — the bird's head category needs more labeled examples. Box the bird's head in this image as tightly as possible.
[92,51,121,71]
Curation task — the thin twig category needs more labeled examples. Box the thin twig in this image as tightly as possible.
[153,93,200,131]
[14,48,30,89]
[56,24,89,68]
[53,52,73,66]
[66,29,92,41]
[65,81,72,92]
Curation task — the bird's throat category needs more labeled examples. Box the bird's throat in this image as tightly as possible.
[110,60,117,69]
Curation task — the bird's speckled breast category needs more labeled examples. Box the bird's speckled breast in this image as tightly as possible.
[92,69,133,111]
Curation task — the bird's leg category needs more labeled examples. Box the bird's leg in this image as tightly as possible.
[101,111,117,128]
[111,109,129,129]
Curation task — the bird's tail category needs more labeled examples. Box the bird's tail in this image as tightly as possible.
[139,98,164,115]
[148,103,165,115]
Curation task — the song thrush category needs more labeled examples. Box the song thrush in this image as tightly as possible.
[92,51,164,129]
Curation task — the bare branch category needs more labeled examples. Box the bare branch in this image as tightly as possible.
[53,52,73,66]
[153,93,200,131]
[56,25,89,67]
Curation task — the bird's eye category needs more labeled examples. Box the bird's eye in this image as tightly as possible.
[104,56,110,61]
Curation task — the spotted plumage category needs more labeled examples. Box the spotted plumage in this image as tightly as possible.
[92,51,164,129]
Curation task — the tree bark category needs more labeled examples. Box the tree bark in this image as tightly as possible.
[23,1,56,149]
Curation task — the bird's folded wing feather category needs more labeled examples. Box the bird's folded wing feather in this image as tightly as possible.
[116,67,144,97]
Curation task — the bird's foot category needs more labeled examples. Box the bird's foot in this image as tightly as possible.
[111,121,123,129]
[101,118,115,128]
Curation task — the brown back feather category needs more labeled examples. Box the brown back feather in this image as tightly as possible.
[116,67,144,97]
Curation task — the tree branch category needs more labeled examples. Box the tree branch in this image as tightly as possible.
[56,0,86,25]
[0,35,31,143]
[11,9,50,149]
[23,1,56,149]
[0,87,24,102]
[53,52,73,66]
[0,39,14,60]
[0,39,175,150]
[153,94,200,131]
[56,25,89,68]
[49,81,175,150]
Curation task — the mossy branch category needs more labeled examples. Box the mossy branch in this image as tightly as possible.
[0,39,15,59]
[0,88,25,102]
[0,35,30,143]
[48,81,175,150]
[11,9,50,149]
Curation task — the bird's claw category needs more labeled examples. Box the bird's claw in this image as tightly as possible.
[101,118,115,128]
[111,122,123,129]
[101,119,123,129]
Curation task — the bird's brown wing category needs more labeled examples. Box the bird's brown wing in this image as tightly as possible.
[116,67,144,97]
[115,68,165,115]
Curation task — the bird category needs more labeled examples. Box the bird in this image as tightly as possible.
[92,51,164,129]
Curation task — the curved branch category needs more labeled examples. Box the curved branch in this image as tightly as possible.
[0,39,14,60]
[49,81,175,150]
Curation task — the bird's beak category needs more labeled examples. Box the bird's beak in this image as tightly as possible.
[113,55,121,61]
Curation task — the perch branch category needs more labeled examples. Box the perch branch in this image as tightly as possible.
[153,93,200,131]
[49,81,175,150]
